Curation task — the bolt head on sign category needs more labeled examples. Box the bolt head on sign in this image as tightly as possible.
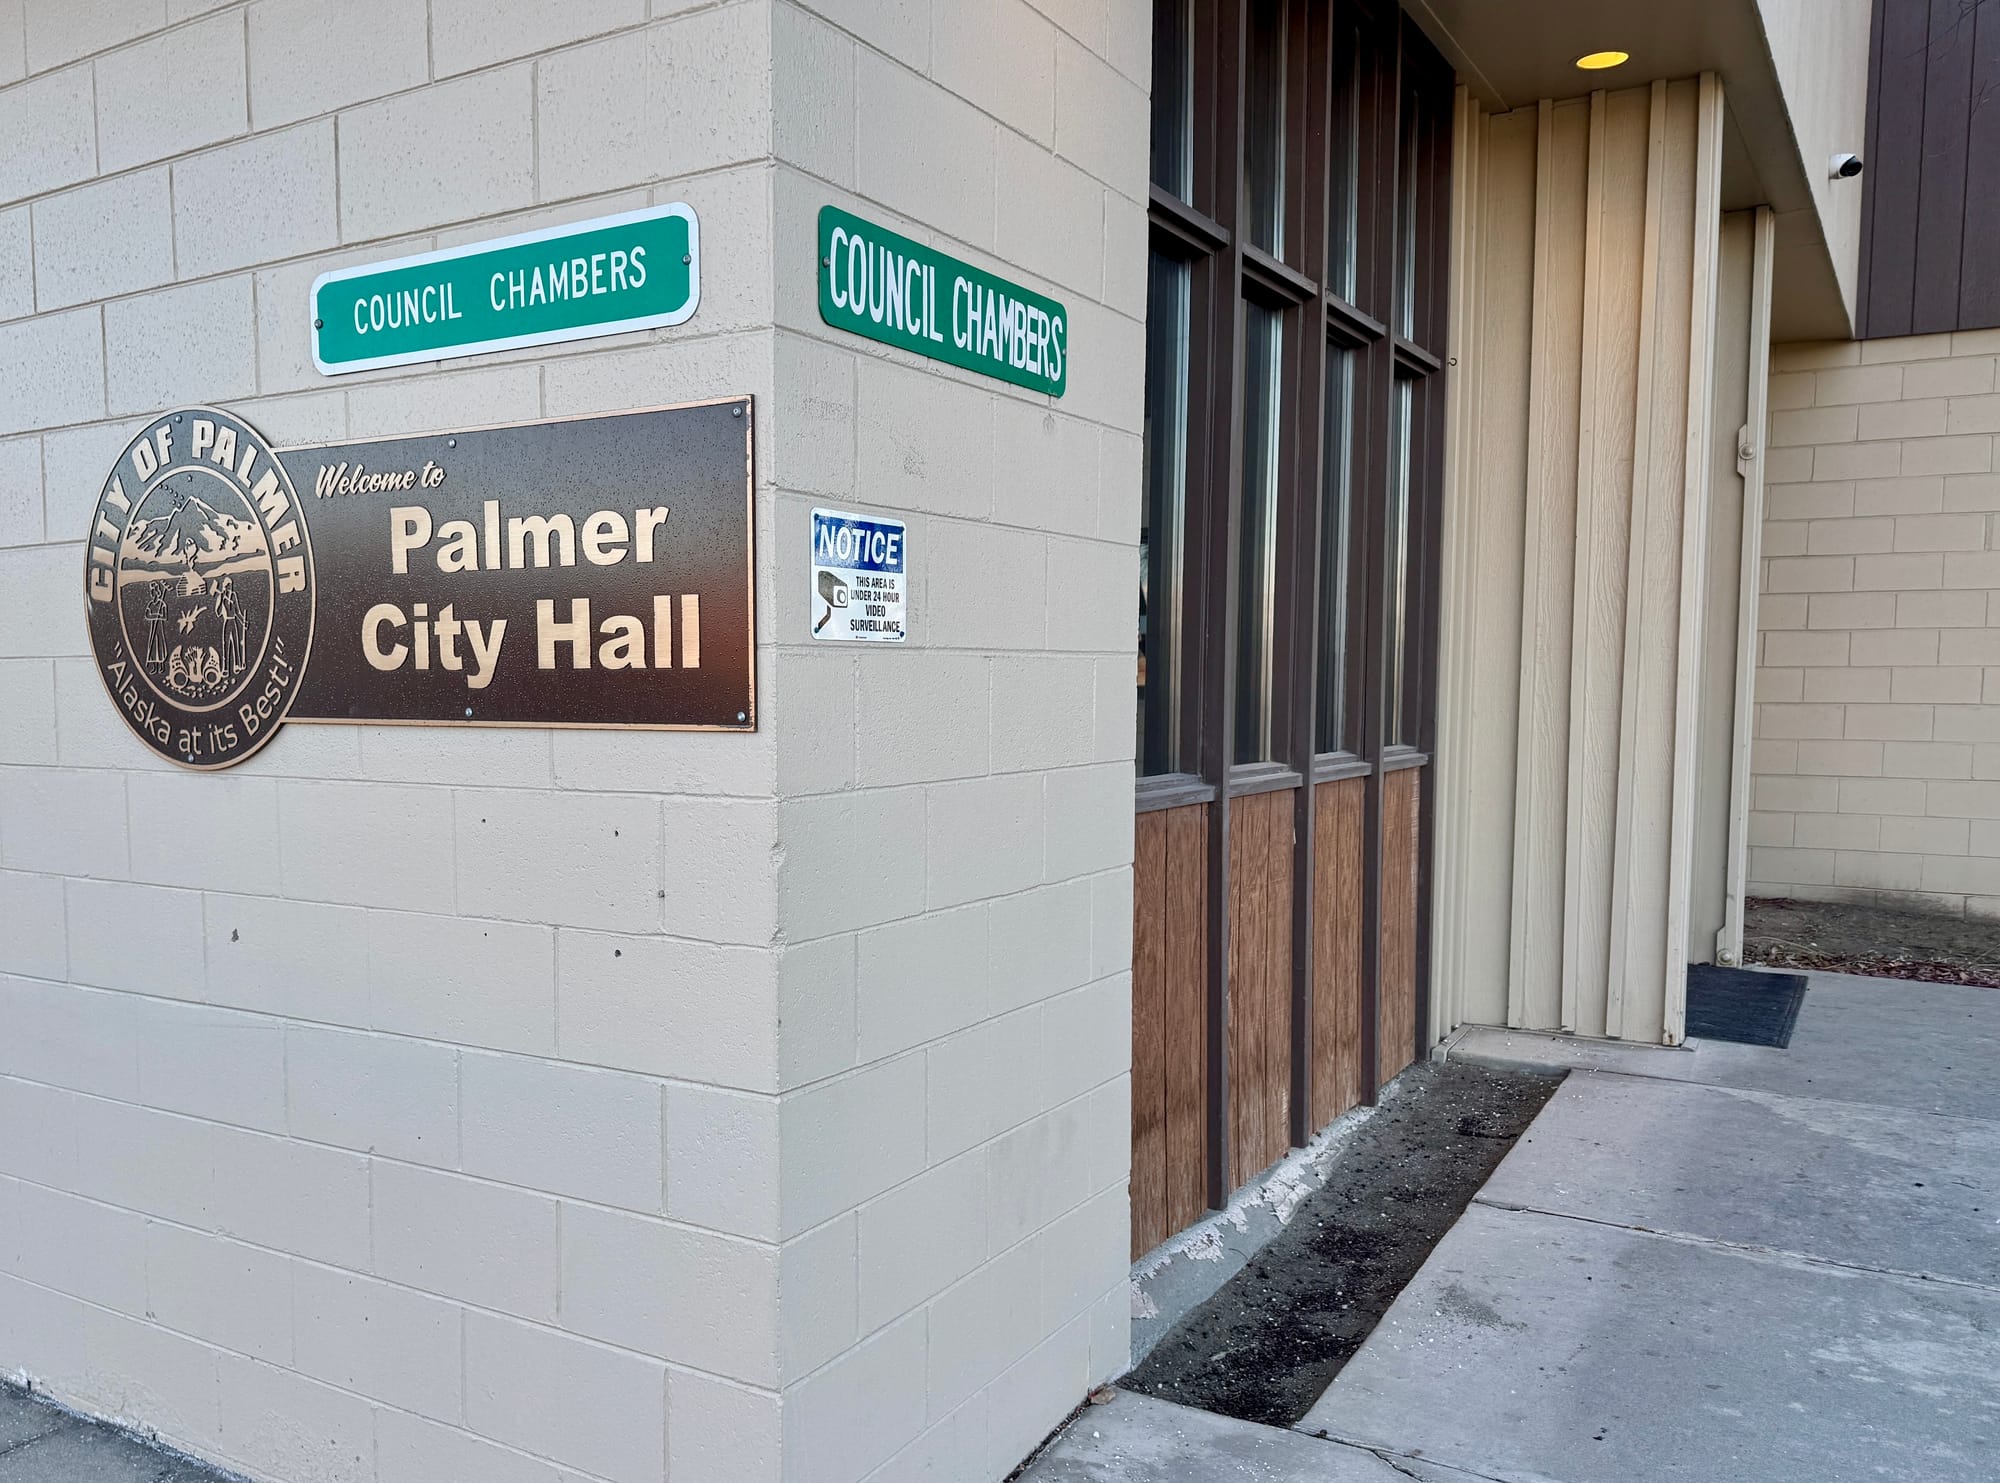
[83,408,316,769]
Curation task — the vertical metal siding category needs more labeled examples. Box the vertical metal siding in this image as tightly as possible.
[1434,74,1741,1047]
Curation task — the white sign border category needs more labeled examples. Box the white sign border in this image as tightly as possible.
[310,202,701,377]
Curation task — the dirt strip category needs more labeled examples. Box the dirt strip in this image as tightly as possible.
[1121,1062,1562,1428]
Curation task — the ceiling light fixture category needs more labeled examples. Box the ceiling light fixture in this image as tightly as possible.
[1575,50,1630,70]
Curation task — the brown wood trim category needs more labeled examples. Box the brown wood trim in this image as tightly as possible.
[1132,808,1170,1257]
[1352,0,1400,1110]
[1137,773,1220,812]
[1855,0,2000,337]
[1226,788,1293,1183]
[1280,0,1333,1153]
[1961,3,2000,327]
[1376,766,1422,1088]
[1131,798,1214,1260]
[1199,0,1246,1208]
[1243,243,1320,304]
[1151,185,1233,255]
[1913,0,1976,334]
[1313,751,1374,782]
[1311,776,1367,1125]
[1392,337,1443,376]
[1164,802,1210,1236]
[1855,0,1888,337]
[1327,293,1388,345]
[1226,762,1303,797]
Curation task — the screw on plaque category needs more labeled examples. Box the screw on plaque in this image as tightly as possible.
[682,254,692,264]
[733,407,743,417]
[737,712,747,722]
[464,708,473,717]
[314,318,324,329]
[447,439,456,448]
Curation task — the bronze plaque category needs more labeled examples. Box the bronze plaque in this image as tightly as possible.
[85,399,755,768]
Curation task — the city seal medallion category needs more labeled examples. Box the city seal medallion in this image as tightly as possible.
[84,408,315,769]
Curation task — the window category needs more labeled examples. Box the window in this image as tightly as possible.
[1314,351,1356,754]
[1151,0,1193,198]
[1133,1,1452,805]
[1139,251,1192,776]
[1395,84,1421,338]
[1234,303,1283,764]
[1245,0,1288,257]
[1384,377,1413,743]
[1329,21,1363,303]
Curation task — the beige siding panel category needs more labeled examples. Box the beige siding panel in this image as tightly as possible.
[1432,84,1487,1040]
[1659,73,1728,1045]
[1507,97,1589,1029]
[1455,104,1539,1030]
[1609,78,1702,1042]
[1563,84,1652,1038]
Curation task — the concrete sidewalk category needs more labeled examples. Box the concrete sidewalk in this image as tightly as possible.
[0,1385,228,1481]
[1026,971,2000,1482]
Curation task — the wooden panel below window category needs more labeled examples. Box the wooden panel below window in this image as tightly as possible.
[1227,788,1294,1188]
[1378,767,1422,1089]
[1131,801,1210,1259]
[1311,777,1366,1127]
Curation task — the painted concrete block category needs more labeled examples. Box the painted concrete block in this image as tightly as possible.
[464,1310,668,1483]
[560,1200,779,1382]
[371,1161,561,1322]
[172,123,339,278]
[460,1051,664,1212]
[32,169,175,309]
[94,14,247,172]
[431,0,644,77]
[104,277,257,414]
[338,67,536,241]
[0,65,94,204]
[0,310,104,433]
[246,0,430,129]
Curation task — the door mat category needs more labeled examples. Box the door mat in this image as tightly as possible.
[1685,963,1808,1048]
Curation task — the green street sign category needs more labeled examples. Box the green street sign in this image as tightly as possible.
[817,206,1067,397]
[312,204,700,375]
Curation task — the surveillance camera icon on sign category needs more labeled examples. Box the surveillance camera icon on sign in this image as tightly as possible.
[814,569,850,634]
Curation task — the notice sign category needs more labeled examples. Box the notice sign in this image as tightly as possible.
[817,206,1067,397]
[811,509,906,643]
[85,400,754,769]
[312,204,699,375]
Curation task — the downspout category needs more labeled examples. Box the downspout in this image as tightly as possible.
[1716,205,1777,965]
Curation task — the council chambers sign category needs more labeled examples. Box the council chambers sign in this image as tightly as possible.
[83,400,755,769]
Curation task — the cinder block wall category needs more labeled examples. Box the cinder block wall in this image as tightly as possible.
[0,3,1144,1482]
[0,4,787,1482]
[765,3,1146,1478]
[1754,334,2000,914]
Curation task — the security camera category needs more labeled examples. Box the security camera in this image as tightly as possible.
[1831,153,1864,179]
